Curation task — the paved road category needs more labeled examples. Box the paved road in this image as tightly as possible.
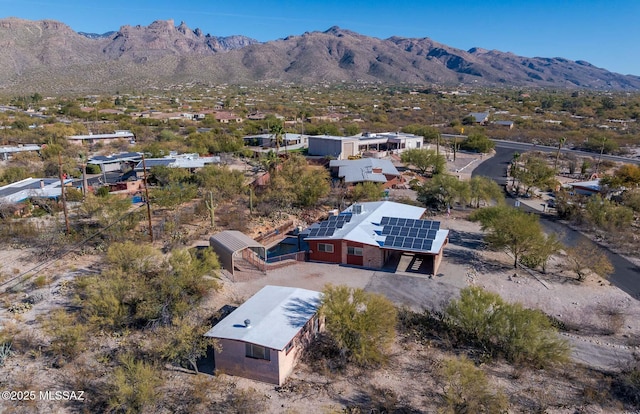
[473,144,640,300]
[492,139,640,166]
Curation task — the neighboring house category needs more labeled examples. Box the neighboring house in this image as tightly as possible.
[308,132,423,160]
[67,130,135,146]
[0,177,74,204]
[215,111,244,123]
[88,152,142,173]
[0,144,41,161]
[565,179,601,196]
[304,201,449,275]
[243,133,308,152]
[329,158,402,187]
[494,120,514,129]
[204,285,323,385]
[468,112,490,125]
[133,153,221,172]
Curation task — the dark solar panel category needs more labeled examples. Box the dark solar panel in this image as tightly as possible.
[319,221,329,228]
[379,217,443,252]
[308,228,319,237]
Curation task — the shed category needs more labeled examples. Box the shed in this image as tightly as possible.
[209,231,266,275]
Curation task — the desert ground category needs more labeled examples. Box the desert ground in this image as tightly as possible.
[1,151,639,413]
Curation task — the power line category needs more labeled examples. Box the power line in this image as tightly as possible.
[0,203,147,292]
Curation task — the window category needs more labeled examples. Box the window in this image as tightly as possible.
[347,246,363,256]
[245,343,270,361]
[284,340,294,355]
[318,243,334,253]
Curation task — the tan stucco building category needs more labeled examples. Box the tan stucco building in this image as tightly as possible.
[204,286,323,385]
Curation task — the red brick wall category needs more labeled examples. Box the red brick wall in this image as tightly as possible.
[308,240,341,263]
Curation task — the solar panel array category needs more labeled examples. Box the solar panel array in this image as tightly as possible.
[380,217,440,252]
[307,214,352,238]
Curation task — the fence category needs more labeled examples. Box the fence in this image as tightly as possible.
[254,220,295,246]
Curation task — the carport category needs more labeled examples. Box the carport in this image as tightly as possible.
[209,230,266,276]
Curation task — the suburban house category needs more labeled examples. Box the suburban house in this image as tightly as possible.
[0,177,74,204]
[0,144,41,161]
[133,153,221,173]
[308,132,423,160]
[329,158,402,187]
[494,120,514,129]
[303,201,449,275]
[243,133,308,152]
[87,152,142,173]
[204,285,323,385]
[565,179,602,196]
[214,111,244,123]
[468,112,490,125]
[66,130,135,146]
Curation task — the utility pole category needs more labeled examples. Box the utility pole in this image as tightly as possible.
[141,154,153,242]
[58,153,70,234]
[595,137,607,176]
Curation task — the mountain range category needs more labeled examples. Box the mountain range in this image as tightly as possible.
[1,17,639,94]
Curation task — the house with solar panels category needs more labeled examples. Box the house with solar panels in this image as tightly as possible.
[303,201,449,275]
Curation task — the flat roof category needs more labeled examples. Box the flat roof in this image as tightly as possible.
[0,177,74,203]
[204,285,321,350]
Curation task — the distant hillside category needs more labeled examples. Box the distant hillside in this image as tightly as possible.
[1,18,639,94]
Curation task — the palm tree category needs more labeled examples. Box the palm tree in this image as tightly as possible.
[270,122,284,154]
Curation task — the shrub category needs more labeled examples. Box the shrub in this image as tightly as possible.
[321,285,397,367]
[437,355,509,414]
[445,286,570,368]
[107,354,162,413]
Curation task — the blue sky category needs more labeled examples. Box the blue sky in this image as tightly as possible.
[2,0,639,76]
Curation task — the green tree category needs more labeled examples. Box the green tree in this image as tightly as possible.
[150,182,198,209]
[269,121,285,153]
[445,286,570,367]
[401,148,446,175]
[157,317,213,374]
[348,182,384,202]
[470,206,546,268]
[321,285,397,367]
[437,355,509,414]
[460,132,495,153]
[520,233,562,273]
[417,174,470,211]
[566,239,614,281]
[469,176,504,208]
[512,156,556,195]
[600,164,640,190]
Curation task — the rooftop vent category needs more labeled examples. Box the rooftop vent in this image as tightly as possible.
[352,204,363,215]
[244,319,251,328]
